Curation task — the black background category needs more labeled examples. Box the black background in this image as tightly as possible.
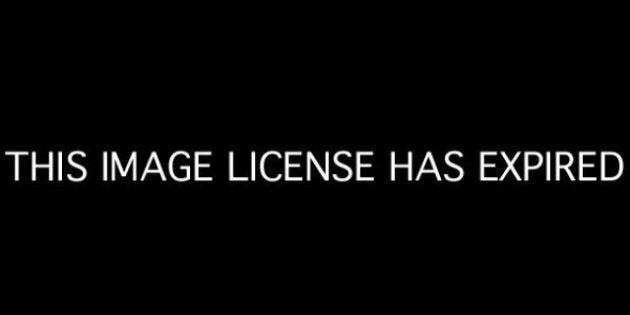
[1,5,627,310]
